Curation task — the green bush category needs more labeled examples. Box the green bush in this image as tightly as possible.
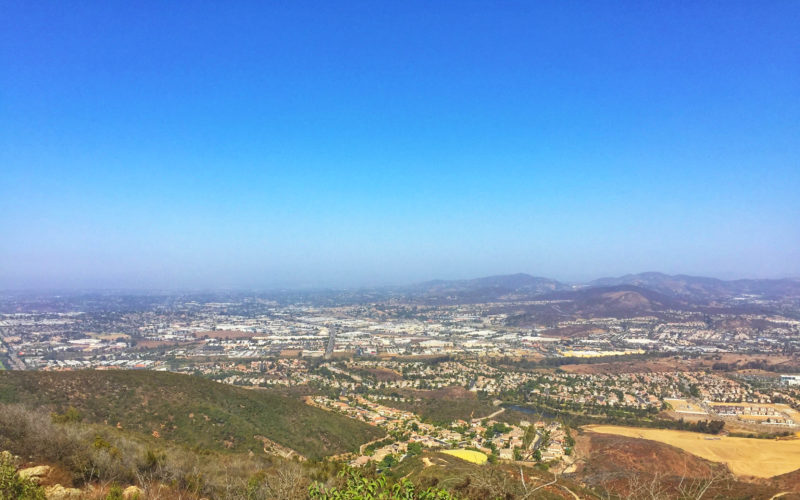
[407,442,423,456]
[104,484,124,500]
[51,406,83,424]
[0,454,45,500]
[309,468,458,499]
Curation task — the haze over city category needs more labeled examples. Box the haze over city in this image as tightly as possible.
[2,1,798,289]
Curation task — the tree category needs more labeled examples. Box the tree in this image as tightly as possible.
[381,454,397,468]
[523,425,537,448]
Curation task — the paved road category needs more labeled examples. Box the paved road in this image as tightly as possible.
[0,338,25,370]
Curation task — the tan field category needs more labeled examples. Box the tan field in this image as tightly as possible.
[584,425,800,478]
[441,449,488,464]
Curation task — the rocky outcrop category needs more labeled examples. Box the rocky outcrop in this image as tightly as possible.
[2,450,146,499]
[44,484,82,499]
[123,485,144,499]
[17,464,51,484]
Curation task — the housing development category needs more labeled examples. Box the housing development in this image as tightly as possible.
[3,273,800,481]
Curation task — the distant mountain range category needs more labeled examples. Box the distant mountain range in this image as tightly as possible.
[413,273,568,294]
[406,272,800,306]
[587,272,800,301]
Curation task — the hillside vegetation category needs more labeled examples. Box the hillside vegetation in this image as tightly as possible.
[0,370,382,459]
[0,402,465,499]
[0,403,575,499]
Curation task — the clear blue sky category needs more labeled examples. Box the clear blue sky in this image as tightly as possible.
[2,1,799,289]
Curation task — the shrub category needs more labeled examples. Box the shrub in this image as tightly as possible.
[0,453,45,500]
[309,468,458,499]
[104,484,124,500]
[51,406,83,424]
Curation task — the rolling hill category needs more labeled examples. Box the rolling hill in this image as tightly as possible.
[408,273,570,302]
[0,370,383,459]
[407,271,800,303]
[577,431,786,498]
[589,272,800,302]
[541,285,684,315]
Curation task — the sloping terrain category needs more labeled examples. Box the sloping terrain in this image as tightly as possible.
[505,285,686,323]
[770,469,800,496]
[575,431,785,498]
[0,370,382,459]
[393,451,595,499]
[546,285,682,312]
[584,425,800,478]
[388,386,498,425]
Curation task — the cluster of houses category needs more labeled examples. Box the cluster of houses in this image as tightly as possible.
[308,394,568,468]
[710,403,797,426]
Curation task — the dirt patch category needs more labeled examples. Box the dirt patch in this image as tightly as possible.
[561,357,689,374]
[363,368,402,381]
[408,386,477,400]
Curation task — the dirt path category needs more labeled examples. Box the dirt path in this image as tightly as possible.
[560,485,581,499]
[358,435,391,455]
[486,407,506,419]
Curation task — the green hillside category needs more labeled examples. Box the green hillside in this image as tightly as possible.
[0,370,382,459]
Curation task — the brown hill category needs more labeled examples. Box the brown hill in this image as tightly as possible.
[575,432,782,499]
[770,469,800,495]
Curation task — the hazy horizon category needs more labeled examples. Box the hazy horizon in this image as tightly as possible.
[3,2,799,290]
[3,269,800,294]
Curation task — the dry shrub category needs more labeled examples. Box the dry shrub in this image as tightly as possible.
[0,403,321,499]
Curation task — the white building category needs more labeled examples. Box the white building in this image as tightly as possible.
[781,375,800,386]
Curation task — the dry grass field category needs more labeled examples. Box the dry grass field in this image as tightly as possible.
[584,425,800,478]
[441,449,488,464]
